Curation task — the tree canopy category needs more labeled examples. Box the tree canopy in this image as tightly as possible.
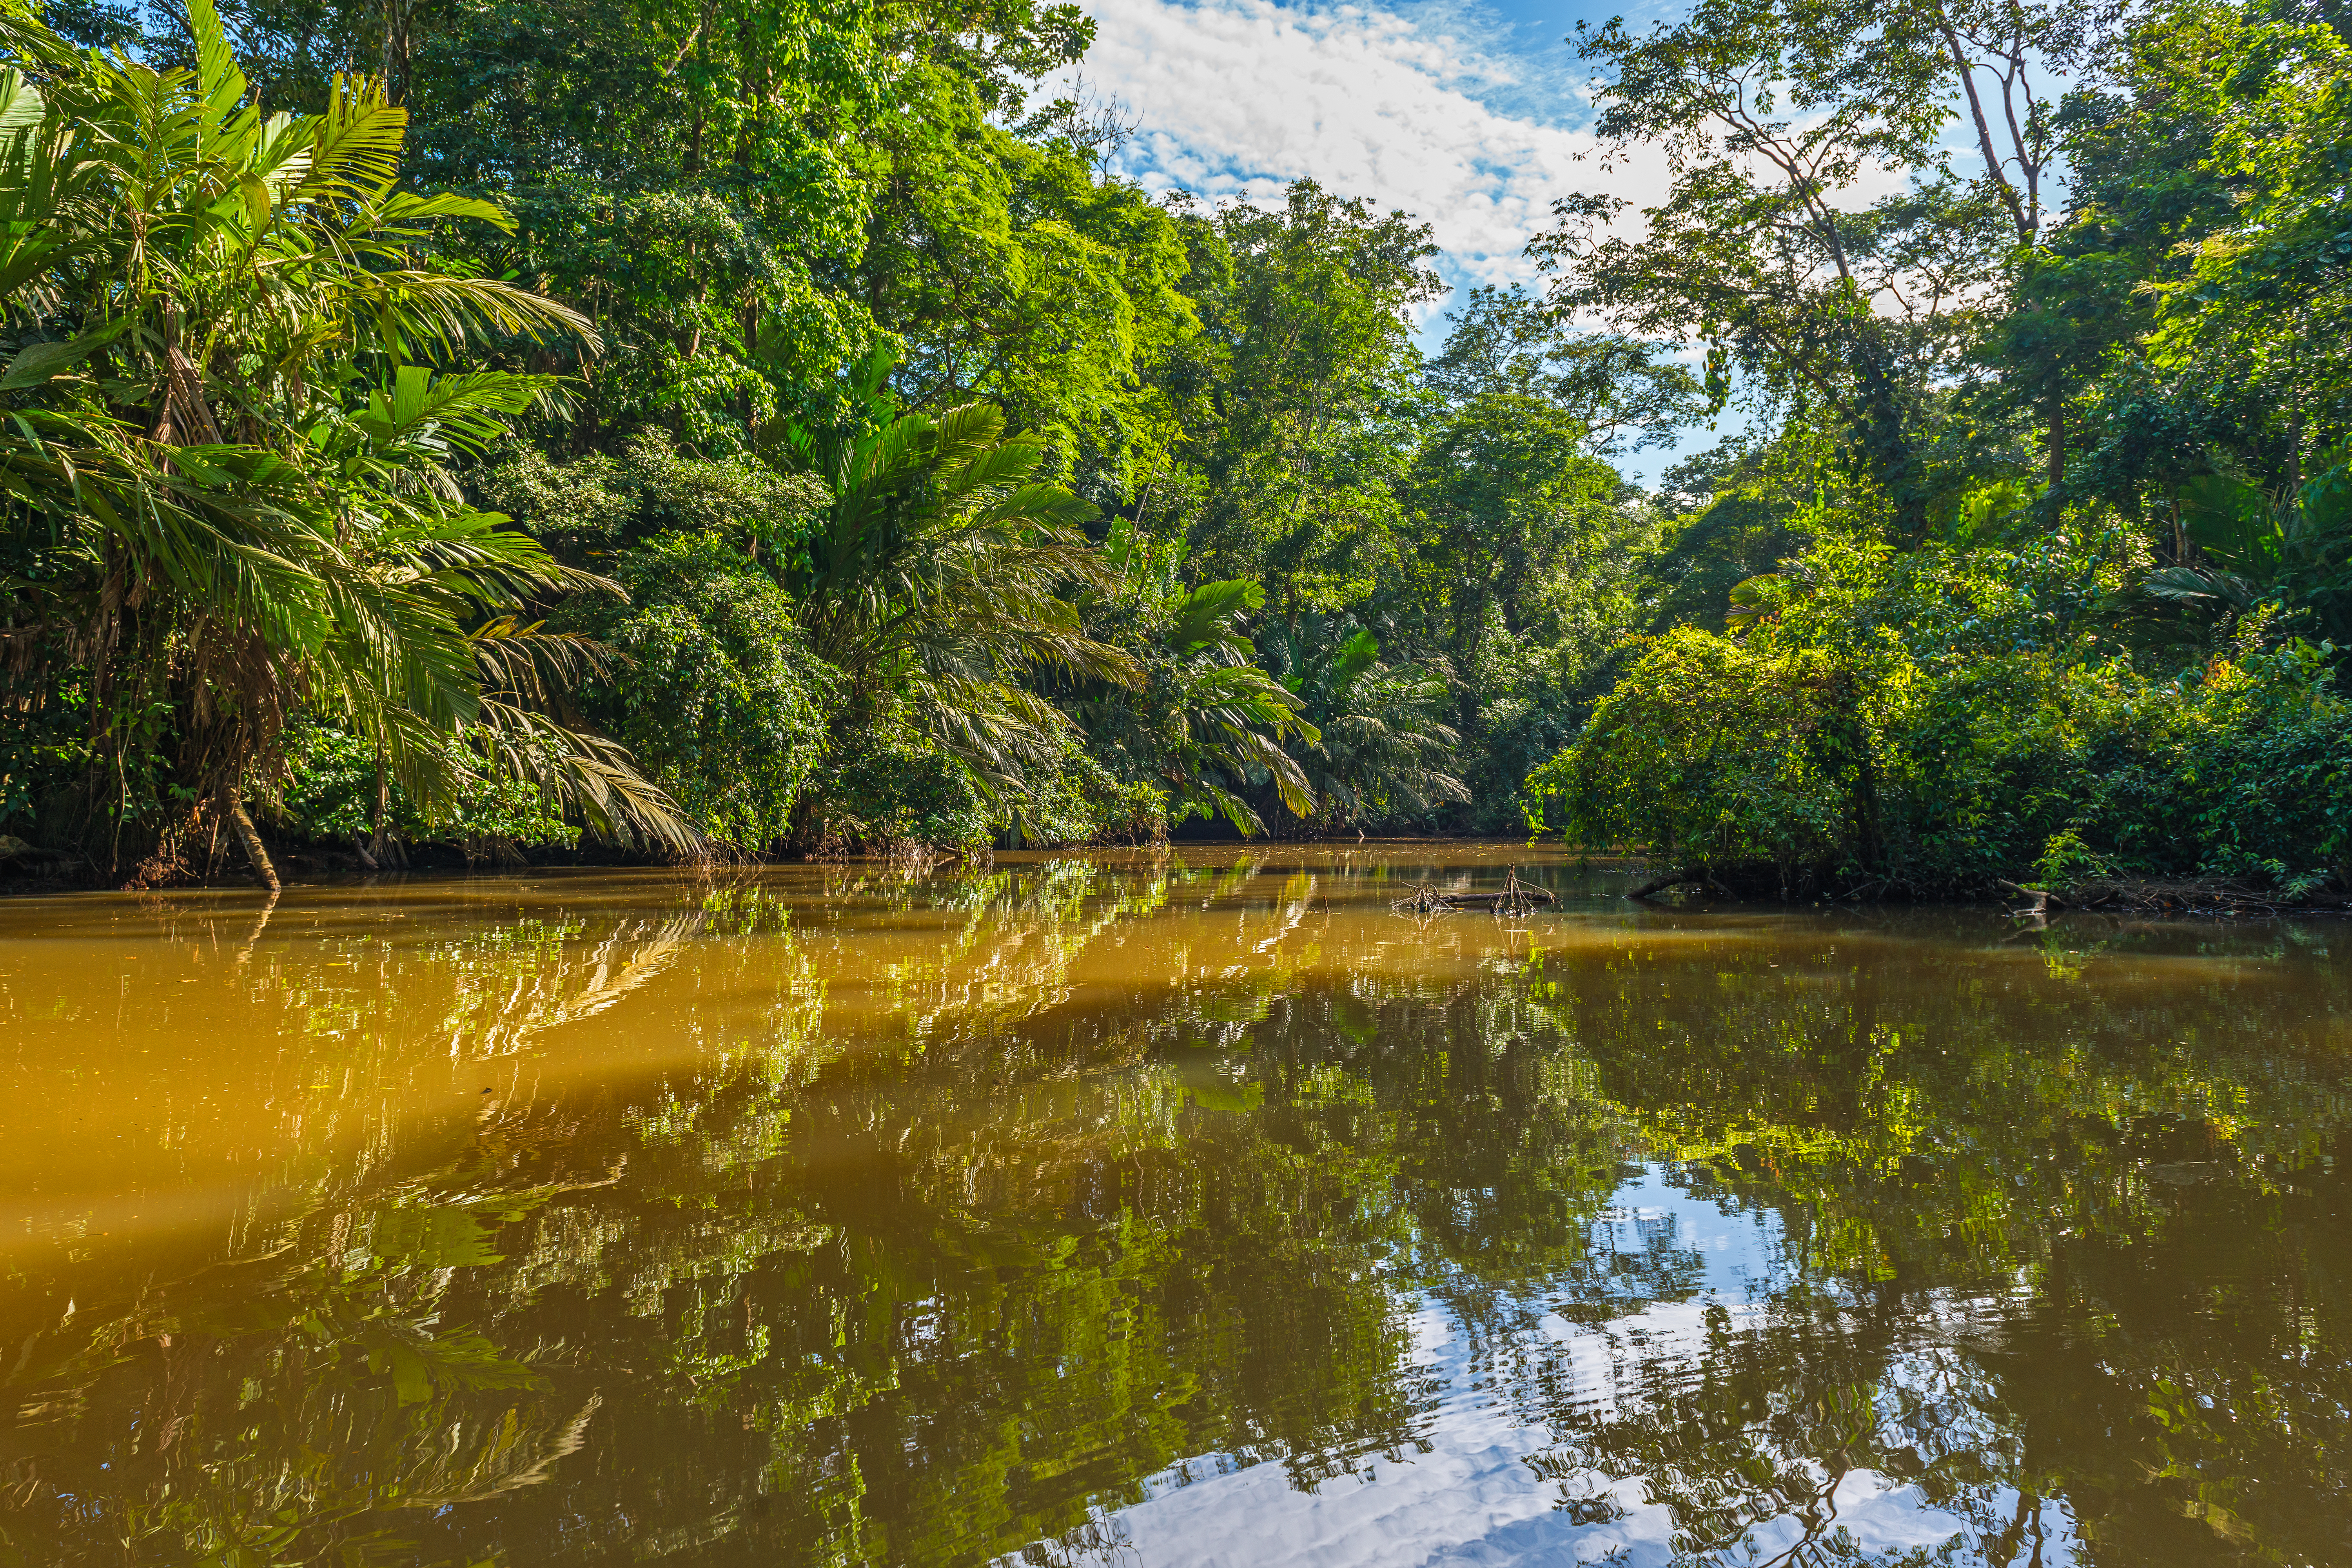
[0,0,2344,901]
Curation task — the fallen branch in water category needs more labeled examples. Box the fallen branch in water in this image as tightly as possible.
[1391,870,1556,916]
[2005,876,2327,917]
[1996,878,2056,916]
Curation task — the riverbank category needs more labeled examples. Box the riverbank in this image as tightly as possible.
[1622,862,2352,917]
[7,827,2345,917]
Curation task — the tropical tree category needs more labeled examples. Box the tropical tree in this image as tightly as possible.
[0,0,693,883]
[1171,181,1439,611]
[1534,0,2032,537]
[1145,576,1318,833]
[2139,457,2352,646]
[1397,390,1626,737]
[2127,0,2352,494]
[1259,614,1467,831]
[1067,526,1318,835]
[779,383,1142,808]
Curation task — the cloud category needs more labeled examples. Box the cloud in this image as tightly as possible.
[1047,0,1736,477]
[1057,0,1674,300]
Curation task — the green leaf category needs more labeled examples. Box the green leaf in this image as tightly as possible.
[0,69,44,136]
[1165,579,1263,651]
[0,318,131,390]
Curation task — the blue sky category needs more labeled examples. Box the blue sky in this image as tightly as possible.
[1046,0,1708,476]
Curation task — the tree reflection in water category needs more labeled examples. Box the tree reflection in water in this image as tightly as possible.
[0,855,2345,1566]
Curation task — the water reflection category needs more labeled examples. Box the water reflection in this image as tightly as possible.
[0,849,2345,1566]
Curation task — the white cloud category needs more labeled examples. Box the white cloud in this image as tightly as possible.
[1058,0,1674,300]
[1046,0,1751,476]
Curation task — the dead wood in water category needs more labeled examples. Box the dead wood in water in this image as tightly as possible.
[2005,876,2341,918]
[1391,870,1555,916]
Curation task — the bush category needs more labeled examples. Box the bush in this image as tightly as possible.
[276,722,581,855]
[1002,741,1168,848]
[0,681,87,838]
[806,719,995,853]
[1879,630,2352,890]
[567,533,834,853]
[1522,628,1855,884]
[1527,536,2352,896]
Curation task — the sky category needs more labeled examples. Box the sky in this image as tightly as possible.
[1043,0,1714,477]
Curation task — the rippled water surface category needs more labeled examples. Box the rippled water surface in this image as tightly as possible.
[1,846,2347,1567]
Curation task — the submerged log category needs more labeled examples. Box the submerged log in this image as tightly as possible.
[1391,871,1555,915]
[1436,889,1557,910]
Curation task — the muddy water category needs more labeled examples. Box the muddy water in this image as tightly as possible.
[0,846,2345,1567]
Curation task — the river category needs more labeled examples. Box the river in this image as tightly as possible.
[0,845,2344,1566]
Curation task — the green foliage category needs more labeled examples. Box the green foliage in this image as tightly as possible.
[1526,626,1852,878]
[1259,615,1466,830]
[785,396,1140,811]
[278,719,582,853]
[1539,0,2033,535]
[0,0,693,878]
[1892,632,2352,889]
[1531,536,2352,894]
[808,717,994,852]
[851,61,1199,488]
[570,533,835,853]
[1524,0,2352,896]
[1397,392,1623,702]
[999,739,1168,848]
[1171,181,1439,610]
[12,0,2343,872]
[1071,552,1317,836]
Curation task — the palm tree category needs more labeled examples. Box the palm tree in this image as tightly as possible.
[780,392,1142,803]
[1147,577,1318,833]
[0,0,693,881]
[1260,614,1467,830]
[2136,460,2352,646]
[1069,525,1318,836]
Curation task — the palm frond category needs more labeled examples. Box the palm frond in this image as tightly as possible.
[474,700,704,857]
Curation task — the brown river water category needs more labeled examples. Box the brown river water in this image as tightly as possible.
[0,845,2345,1567]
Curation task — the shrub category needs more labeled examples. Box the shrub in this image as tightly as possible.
[568,533,835,854]
[1528,536,2352,896]
[1523,628,1856,884]
[807,719,994,853]
[1002,741,1169,848]
[277,722,581,855]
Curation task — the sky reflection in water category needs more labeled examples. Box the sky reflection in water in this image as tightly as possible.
[1114,1175,2074,1568]
[0,847,2341,1567]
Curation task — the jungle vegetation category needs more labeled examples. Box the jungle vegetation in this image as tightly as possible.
[0,0,2345,895]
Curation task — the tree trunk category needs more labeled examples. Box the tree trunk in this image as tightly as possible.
[2046,384,2065,495]
[224,787,280,893]
[382,0,410,107]
[370,743,390,862]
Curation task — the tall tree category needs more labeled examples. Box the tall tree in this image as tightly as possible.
[1534,0,2050,537]
[1397,396,1622,736]
[0,0,691,878]
[1173,181,1439,613]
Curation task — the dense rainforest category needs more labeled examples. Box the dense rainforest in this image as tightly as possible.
[0,0,2345,897]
